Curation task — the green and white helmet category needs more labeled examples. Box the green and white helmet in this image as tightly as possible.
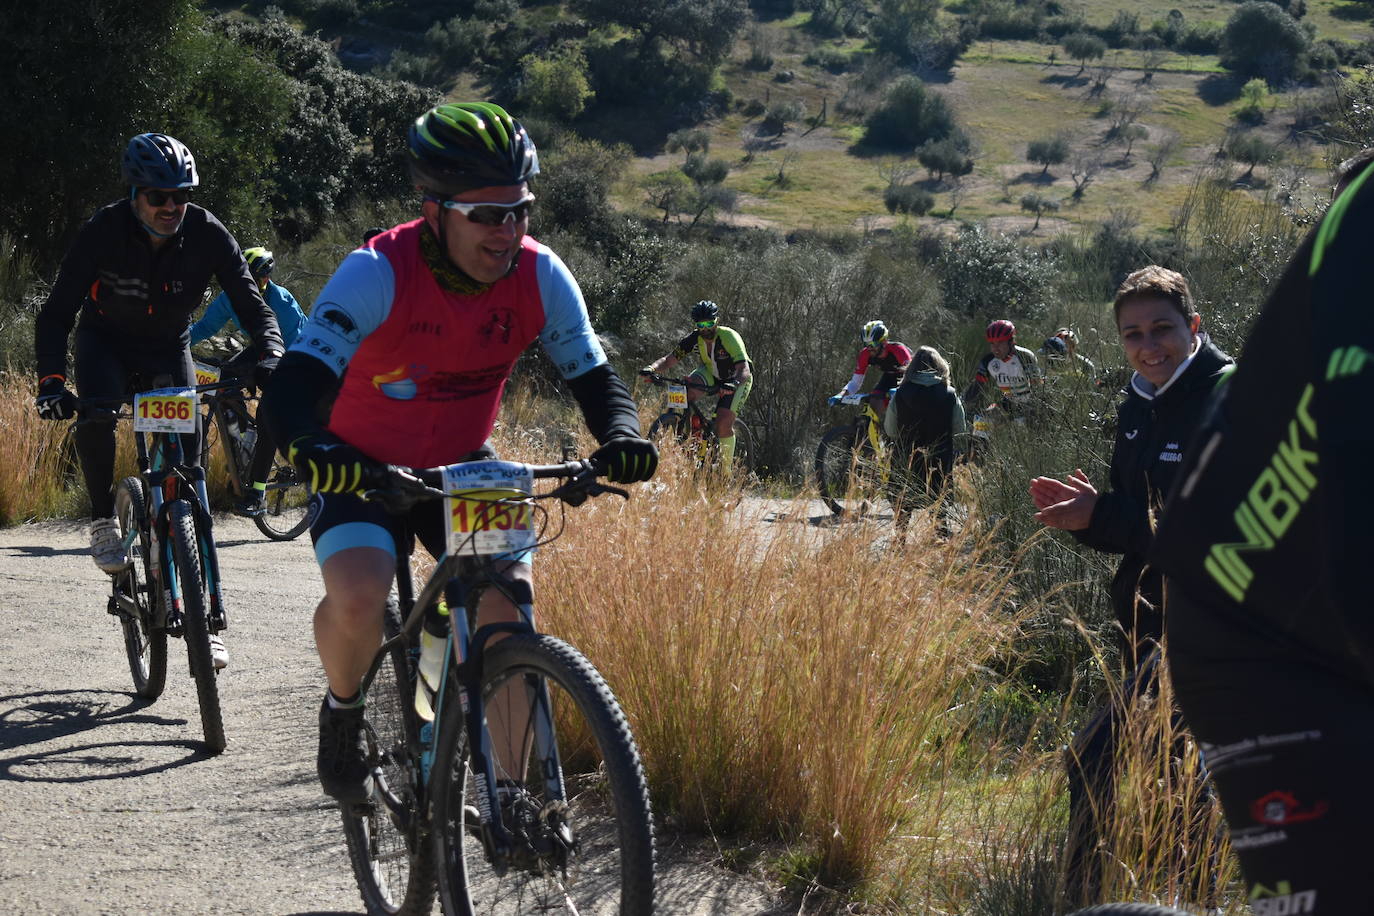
[407,102,540,197]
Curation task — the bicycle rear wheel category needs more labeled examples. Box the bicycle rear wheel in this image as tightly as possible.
[816,423,883,517]
[113,477,166,700]
[729,418,755,473]
[254,459,316,541]
[430,633,655,916]
[342,600,436,916]
[168,499,225,754]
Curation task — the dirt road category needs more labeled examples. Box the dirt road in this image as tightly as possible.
[0,515,785,915]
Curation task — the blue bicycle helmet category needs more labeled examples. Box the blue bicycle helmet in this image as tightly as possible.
[121,133,198,188]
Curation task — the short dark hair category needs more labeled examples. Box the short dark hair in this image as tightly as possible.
[362,226,385,244]
[1113,265,1197,323]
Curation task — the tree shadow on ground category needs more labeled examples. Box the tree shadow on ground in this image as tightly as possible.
[1043,72,1090,88]
[1012,170,1058,185]
[1197,73,1243,106]
[1330,0,1374,20]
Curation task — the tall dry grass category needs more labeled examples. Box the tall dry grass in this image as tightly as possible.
[0,371,237,524]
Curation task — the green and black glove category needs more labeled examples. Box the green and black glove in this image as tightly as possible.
[287,432,384,494]
[591,436,658,484]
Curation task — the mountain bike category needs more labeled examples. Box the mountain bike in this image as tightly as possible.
[338,456,655,915]
[194,358,315,540]
[643,371,753,472]
[815,392,891,517]
[98,376,242,753]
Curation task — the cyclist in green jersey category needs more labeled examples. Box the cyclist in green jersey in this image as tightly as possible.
[641,300,753,473]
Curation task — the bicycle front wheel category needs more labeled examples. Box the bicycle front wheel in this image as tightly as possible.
[254,459,316,541]
[342,600,436,916]
[113,477,166,700]
[431,633,655,916]
[168,499,225,753]
[646,412,684,443]
[816,423,882,517]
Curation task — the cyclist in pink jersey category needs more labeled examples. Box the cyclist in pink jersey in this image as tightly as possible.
[263,102,657,804]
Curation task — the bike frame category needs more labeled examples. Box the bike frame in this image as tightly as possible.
[354,498,577,873]
[130,399,230,632]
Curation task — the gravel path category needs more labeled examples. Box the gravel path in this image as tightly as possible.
[0,515,783,915]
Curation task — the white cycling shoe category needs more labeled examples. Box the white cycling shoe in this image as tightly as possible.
[209,635,230,671]
[89,518,130,574]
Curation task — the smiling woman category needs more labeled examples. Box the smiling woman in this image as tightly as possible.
[1028,263,1233,904]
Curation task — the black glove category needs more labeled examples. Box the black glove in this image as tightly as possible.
[287,432,384,494]
[638,367,655,379]
[592,436,658,484]
[253,350,282,391]
[35,377,77,421]
[719,378,739,392]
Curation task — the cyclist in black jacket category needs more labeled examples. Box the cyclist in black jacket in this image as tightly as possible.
[1149,150,1374,914]
[34,134,283,599]
[1030,265,1232,903]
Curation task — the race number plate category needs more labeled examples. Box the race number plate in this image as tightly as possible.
[667,383,688,410]
[134,388,197,433]
[193,361,221,386]
[442,460,537,557]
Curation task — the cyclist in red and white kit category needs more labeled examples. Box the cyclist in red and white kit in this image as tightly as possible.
[835,319,911,412]
[963,318,1042,414]
[263,102,657,804]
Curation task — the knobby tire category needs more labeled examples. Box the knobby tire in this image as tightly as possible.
[816,423,877,517]
[169,499,225,753]
[253,459,316,541]
[341,600,437,916]
[430,633,655,916]
[113,477,167,700]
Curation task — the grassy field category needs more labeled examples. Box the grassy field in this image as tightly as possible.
[614,18,1338,238]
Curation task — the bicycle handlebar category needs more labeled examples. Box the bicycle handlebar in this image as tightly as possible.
[360,458,628,515]
[639,371,734,393]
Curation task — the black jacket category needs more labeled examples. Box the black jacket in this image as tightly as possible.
[1073,338,1232,653]
[35,199,281,380]
[885,370,964,471]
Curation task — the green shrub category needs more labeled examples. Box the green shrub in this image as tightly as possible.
[862,76,960,152]
[519,46,595,122]
[884,184,936,216]
[932,226,1061,319]
[1220,2,1310,83]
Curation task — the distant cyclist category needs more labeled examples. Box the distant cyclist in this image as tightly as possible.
[835,320,912,413]
[34,133,282,673]
[190,246,306,517]
[963,319,1042,415]
[1053,326,1096,378]
[1149,149,1374,913]
[640,300,753,474]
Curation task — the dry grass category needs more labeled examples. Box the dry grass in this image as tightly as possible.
[0,371,240,524]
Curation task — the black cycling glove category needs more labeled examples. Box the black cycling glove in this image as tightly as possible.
[35,377,77,421]
[253,350,282,392]
[287,432,384,494]
[592,436,658,484]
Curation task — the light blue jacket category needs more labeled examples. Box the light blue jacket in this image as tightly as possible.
[191,280,306,347]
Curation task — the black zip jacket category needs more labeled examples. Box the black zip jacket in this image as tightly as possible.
[1151,163,1374,684]
[1073,338,1233,653]
[35,199,281,380]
